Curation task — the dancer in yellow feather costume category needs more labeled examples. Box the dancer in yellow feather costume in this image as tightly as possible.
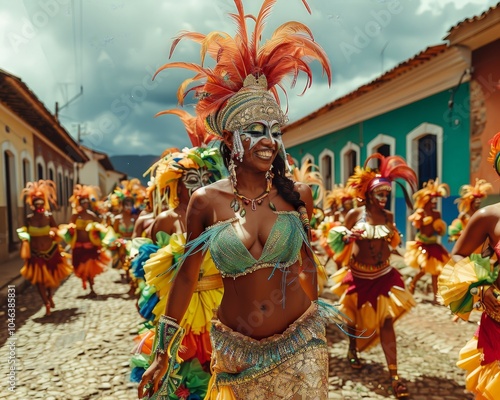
[18,180,72,316]
[131,146,226,399]
[438,132,500,400]
[404,178,450,302]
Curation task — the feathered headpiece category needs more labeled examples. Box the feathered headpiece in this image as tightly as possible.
[20,180,57,210]
[325,184,353,211]
[113,179,147,208]
[69,184,101,212]
[488,131,500,176]
[412,178,450,209]
[291,159,325,207]
[455,178,492,214]
[145,146,226,214]
[154,0,331,160]
[347,154,417,208]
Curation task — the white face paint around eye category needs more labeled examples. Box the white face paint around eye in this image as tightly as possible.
[373,190,389,207]
[182,168,212,197]
[240,120,283,151]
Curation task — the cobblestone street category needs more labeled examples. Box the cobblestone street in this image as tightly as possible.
[1,262,479,399]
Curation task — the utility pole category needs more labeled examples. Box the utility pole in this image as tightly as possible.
[76,124,81,184]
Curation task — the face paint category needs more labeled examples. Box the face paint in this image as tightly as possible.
[182,168,212,197]
[372,190,389,208]
[240,120,283,152]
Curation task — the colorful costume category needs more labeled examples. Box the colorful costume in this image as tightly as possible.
[326,153,416,399]
[167,212,343,399]
[18,180,72,289]
[145,0,339,398]
[404,179,450,277]
[65,184,109,290]
[438,132,500,399]
[439,253,500,399]
[448,179,492,243]
[131,146,227,398]
[328,210,416,351]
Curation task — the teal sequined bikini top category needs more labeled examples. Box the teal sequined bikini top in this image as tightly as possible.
[184,211,308,278]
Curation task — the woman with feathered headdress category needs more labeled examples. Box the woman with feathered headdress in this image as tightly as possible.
[404,178,451,302]
[64,184,109,296]
[17,180,72,316]
[438,132,500,399]
[130,145,227,395]
[448,178,492,243]
[327,153,417,399]
[137,1,347,399]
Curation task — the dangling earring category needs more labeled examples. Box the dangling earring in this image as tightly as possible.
[232,130,244,162]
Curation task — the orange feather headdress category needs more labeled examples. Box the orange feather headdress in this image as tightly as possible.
[154,0,331,158]
[455,178,492,214]
[325,184,353,211]
[347,154,417,208]
[488,131,500,176]
[20,180,57,210]
[412,178,450,209]
[69,184,101,212]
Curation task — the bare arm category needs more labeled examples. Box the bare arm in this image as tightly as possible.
[452,207,495,258]
[295,183,318,301]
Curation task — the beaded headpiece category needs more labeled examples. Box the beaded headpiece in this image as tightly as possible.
[154,0,331,159]
[20,179,57,210]
[347,153,417,207]
[455,178,492,214]
[412,178,450,209]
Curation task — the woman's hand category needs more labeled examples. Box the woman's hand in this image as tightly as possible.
[137,353,169,399]
[483,286,500,314]
[344,228,364,243]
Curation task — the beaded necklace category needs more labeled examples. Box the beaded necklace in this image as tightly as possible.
[230,171,275,217]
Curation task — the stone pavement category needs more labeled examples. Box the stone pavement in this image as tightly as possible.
[0,260,479,399]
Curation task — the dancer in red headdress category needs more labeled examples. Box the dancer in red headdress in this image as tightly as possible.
[327,153,417,399]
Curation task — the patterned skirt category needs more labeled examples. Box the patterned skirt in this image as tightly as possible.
[206,301,332,399]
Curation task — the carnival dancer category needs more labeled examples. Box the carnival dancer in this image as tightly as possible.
[137,1,347,399]
[327,153,417,399]
[448,178,492,243]
[404,179,450,303]
[66,184,109,296]
[317,184,356,265]
[438,132,500,400]
[130,145,226,398]
[17,180,72,316]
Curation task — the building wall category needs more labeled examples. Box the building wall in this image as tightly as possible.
[0,105,34,260]
[470,39,500,187]
[32,135,74,224]
[287,84,470,245]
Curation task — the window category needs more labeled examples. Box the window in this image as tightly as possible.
[319,150,334,191]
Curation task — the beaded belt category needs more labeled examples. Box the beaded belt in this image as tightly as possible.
[195,274,223,292]
[349,257,392,279]
[486,308,500,323]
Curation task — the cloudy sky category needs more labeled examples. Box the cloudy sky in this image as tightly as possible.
[1,0,498,157]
